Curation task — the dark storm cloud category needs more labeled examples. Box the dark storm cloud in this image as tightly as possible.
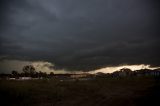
[0,0,159,71]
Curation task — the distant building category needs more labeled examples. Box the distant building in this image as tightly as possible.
[19,77,32,80]
[70,73,90,79]
[9,78,16,80]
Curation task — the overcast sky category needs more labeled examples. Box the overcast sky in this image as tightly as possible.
[0,0,159,73]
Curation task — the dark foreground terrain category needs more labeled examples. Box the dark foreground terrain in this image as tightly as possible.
[0,77,160,106]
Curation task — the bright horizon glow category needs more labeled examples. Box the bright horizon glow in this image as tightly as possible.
[90,64,160,74]
[0,59,160,74]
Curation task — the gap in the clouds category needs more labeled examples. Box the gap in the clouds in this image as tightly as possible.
[91,64,160,74]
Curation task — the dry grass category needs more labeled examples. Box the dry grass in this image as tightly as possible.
[0,77,160,106]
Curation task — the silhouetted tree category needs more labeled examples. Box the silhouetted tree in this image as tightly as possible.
[43,72,47,78]
[38,71,43,78]
[22,65,36,77]
[11,70,18,78]
[120,68,132,72]
[50,72,54,76]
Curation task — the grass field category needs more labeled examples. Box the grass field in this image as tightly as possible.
[0,77,160,106]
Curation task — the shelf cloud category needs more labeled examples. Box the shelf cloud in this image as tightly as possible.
[0,0,159,72]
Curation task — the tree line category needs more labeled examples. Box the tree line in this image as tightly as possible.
[0,65,54,79]
[0,65,160,79]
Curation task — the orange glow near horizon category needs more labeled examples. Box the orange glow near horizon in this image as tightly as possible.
[91,64,160,74]
[0,59,160,74]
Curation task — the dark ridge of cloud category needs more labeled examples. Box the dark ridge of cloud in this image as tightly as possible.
[0,0,160,72]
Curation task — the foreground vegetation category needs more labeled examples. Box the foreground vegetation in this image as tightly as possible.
[0,77,160,106]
